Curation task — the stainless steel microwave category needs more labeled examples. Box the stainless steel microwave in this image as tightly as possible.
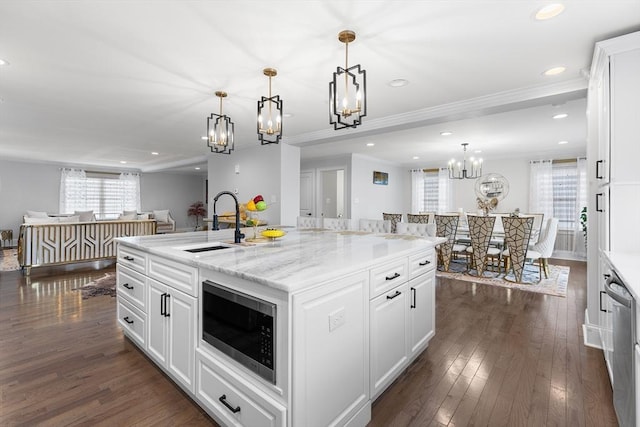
[201,280,276,384]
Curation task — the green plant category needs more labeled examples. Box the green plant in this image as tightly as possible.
[580,206,587,245]
[188,201,207,230]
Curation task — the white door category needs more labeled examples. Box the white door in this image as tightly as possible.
[167,289,196,393]
[300,170,315,217]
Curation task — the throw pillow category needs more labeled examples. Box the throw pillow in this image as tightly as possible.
[26,210,49,218]
[24,217,58,224]
[153,210,170,223]
[137,213,149,220]
[119,213,137,220]
[58,215,81,223]
[123,209,138,216]
[74,210,95,222]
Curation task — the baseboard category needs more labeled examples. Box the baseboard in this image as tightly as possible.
[583,308,603,349]
[552,250,587,261]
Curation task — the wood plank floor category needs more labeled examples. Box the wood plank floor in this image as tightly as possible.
[0,259,617,426]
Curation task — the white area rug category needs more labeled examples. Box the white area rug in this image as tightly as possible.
[436,260,569,297]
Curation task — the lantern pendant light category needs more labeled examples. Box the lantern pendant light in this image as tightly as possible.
[257,68,283,145]
[207,91,234,155]
[329,30,367,130]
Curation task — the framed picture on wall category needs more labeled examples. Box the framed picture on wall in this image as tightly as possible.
[373,171,388,185]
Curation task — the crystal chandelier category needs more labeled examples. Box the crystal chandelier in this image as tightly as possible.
[207,91,234,155]
[329,30,367,130]
[448,143,483,179]
[257,68,283,145]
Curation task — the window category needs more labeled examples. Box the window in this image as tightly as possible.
[411,168,452,214]
[60,169,141,219]
[552,162,579,230]
[422,170,439,212]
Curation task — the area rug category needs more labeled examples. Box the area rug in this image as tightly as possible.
[436,260,569,297]
[0,248,20,271]
[74,272,116,299]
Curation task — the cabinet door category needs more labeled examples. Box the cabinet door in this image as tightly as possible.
[596,63,610,183]
[370,283,408,398]
[167,289,197,393]
[408,274,435,358]
[147,279,168,365]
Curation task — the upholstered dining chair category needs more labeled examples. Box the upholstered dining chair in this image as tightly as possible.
[407,213,431,224]
[501,216,534,283]
[297,216,321,229]
[359,219,391,233]
[464,215,497,276]
[323,217,352,231]
[434,214,459,271]
[525,218,559,280]
[382,213,403,233]
[396,222,436,237]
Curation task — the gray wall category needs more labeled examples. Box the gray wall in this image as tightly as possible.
[0,158,205,244]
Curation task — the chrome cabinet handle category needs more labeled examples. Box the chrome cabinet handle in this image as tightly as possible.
[386,290,401,300]
[385,272,401,281]
[219,394,241,413]
[123,316,134,324]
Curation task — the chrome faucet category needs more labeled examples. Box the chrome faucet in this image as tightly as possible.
[212,191,245,244]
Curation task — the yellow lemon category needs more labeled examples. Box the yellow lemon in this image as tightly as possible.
[247,200,257,211]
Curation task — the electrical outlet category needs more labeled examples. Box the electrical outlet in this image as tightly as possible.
[328,307,346,332]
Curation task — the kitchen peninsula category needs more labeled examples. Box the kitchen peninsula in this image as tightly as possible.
[115,227,444,427]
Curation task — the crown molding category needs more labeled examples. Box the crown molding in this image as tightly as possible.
[139,154,209,172]
[284,78,588,147]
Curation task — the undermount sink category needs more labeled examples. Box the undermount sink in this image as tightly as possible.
[183,245,231,253]
[175,242,235,253]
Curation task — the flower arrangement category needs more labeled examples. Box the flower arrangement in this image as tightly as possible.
[580,206,587,247]
[477,197,498,216]
[188,201,207,230]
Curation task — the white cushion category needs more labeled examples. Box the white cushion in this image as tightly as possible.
[26,210,49,218]
[74,210,95,222]
[153,210,170,223]
[137,213,149,220]
[24,217,58,224]
[58,215,80,223]
[119,213,137,220]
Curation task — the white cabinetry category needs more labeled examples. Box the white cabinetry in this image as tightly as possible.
[408,274,435,357]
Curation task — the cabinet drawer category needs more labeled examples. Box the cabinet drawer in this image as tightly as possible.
[118,245,146,274]
[148,254,198,297]
[409,249,436,279]
[196,350,286,427]
[370,258,408,299]
[117,298,146,348]
[117,264,146,311]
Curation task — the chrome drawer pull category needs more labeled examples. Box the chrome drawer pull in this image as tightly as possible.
[219,394,241,413]
[123,256,135,261]
[386,290,401,300]
[123,316,134,324]
[123,283,134,290]
[419,260,431,266]
[385,272,401,281]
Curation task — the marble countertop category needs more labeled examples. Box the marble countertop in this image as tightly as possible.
[117,227,444,293]
[603,251,640,300]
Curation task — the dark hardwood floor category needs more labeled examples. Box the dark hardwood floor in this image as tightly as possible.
[0,259,617,426]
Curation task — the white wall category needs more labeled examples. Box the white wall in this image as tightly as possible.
[350,154,409,222]
[208,142,300,226]
[301,154,352,219]
[0,158,205,242]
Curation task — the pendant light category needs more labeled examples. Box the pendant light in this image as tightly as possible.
[257,68,283,145]
[448,143,483,179]
[206,91,234,155]
[329,30,367,130]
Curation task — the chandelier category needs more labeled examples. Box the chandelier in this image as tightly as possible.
[257,68,283,145]
[207,91,234,155]
[448,143,483,179]
[329,30,367,130]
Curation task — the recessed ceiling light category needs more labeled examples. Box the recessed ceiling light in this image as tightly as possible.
[553,113,568,119]
[535,3,565,20]
[389,79,409,88]
[544,66,566,76]
[558,140,569,145]
[120,161,127,164]
[151,151,159,155]
[201,136,208,140]
[195,167,201,170]
[412,156,419,160]
[440,131,453,136]
[0,59,9,66]
[474,150,482,154]
[366,143,375,147]
[283,113,293,118]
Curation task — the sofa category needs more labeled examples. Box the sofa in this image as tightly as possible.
[18,218,157,275]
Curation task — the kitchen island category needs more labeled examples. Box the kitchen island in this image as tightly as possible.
[115,227,444,427]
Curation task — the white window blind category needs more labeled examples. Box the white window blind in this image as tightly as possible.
[423,170,439,212]
[552,162,579,230]
[60,169,141,219]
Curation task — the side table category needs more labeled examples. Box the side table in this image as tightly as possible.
[1,229,13,247]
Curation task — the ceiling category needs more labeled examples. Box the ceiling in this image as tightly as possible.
[1,1,639,174]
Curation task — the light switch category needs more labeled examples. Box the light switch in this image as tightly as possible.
[235,164,240,174]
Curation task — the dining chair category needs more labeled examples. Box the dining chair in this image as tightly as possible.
[523,213,544,244]
[526,218,559,280]
[359,219,391,233]
[396,222,436,237]
[408,213,431,224]
[323,217,352,231]
[382,213,403,233]
[434,214,459,271]
[418,211,436,223]
[501,216,534,283]
[465,215,497,276]
[297,216,321,229]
